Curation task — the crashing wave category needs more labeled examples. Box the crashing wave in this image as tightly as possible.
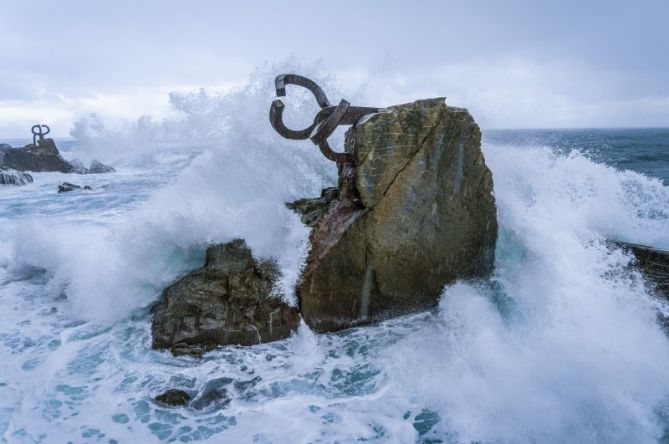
[0,165,33,185]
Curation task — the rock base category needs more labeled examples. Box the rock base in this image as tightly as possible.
[151,239,300,356]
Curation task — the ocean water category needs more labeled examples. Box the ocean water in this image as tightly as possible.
[1,73,669,443]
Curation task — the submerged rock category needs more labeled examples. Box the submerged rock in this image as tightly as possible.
[151,239,300,356]
[154,389,192,407]
[68,159,89,174]
[616,241,669,297]
[57,182,92,193]
[294,98,498,332]
[1,139,73,173]
[0,166,33,185]
[87,159,115,174]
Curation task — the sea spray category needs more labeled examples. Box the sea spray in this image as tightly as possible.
[5,63,344,321]
[1,65,669,441]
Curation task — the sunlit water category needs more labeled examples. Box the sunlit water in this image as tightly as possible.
[2,71,669,443]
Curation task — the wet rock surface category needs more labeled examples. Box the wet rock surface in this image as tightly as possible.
[57,182,92,193]
[87,159,115,174]
[294,98,498,332]
[154,389,192,407]
[616,241,669,297]
[71,159,116,174]
[0,165,33,185]
[0,139,73,173]
[0,139,114,174]
[151,239,300,356]
[285,187,339,227]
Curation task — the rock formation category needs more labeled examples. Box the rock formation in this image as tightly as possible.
[151,239,300,356]
[0,139,73,173]
[293,98,498,332]
[0,166,33,186]
[70,159,116,174]
[0,140,115,174]
[616,241,669,297]
[87,159,115,174]
[154,389,192,407]
[58,182,93,193]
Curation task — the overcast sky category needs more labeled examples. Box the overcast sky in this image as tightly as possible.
[0,0,667,137]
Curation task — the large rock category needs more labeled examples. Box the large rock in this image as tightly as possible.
[0,138,73,172]
[295,98,497,332]
[0,166,33,185]
[151,239,300,356]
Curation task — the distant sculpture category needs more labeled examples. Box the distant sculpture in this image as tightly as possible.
[269,74,382,164]
[31,124,50,145]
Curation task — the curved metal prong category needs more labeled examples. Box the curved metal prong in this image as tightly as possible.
[311,99,350,145]
[317,139,352,164]
[270,100,338,140]
[275,74,332,109]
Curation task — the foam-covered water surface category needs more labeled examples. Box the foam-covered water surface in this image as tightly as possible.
[2,67,669,442]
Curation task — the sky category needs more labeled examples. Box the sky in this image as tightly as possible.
[0,0,668,137]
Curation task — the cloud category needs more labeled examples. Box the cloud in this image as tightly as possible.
[0,0,667,136]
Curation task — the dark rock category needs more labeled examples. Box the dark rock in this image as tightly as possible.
[615,241,669,297]
[0,165,33,186]
[87,159,115,174]
[1,139,73,173]
[68,159,89,174]
[286,187,339,227]
[58,182,92,193]
[151,239,301,356]
[298,98,498,333]
[191,377,233,410]
[154,389,192,407]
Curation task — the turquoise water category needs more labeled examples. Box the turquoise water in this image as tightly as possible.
[1,77,669,443]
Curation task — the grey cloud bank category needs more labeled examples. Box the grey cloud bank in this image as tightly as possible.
[0,0,667,137]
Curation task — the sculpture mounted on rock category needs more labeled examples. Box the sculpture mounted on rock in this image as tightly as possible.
[273,74,499,333]
[269,74,383,165]
[31,124,50,146]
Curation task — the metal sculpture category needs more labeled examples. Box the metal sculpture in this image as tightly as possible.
[269,74,382,164]
[31,124,50,145]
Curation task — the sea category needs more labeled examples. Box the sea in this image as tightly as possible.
[1,74,669,443]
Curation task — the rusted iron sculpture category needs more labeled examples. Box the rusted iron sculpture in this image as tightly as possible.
[269,74,382,164]
[31,124,50,145]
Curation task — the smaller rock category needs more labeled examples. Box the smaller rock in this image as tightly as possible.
[87,159,115,174]
[286,187,339,227]
[58,182,92,193]
[154,389,192,407]
[0,166,33,186]
[191,377,233,410]
[151,239,301,356]
[68,159,89,174]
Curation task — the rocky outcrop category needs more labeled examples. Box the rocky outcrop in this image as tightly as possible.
[58,182,92,193]
[87,159,115,174]
[70,159,116,174]
[0,166,33,185]
[151,239,300,356]
[154,389,192,407]
[294,98,498,332]
[616,241,669,297]
[285,187,339,227]
[0,140,115,174]
[0,139,73,172]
